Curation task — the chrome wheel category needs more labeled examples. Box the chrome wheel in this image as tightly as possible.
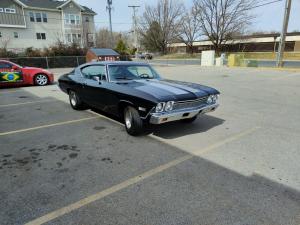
[124,109,132,129]
[35,74,48,86]
[70,92,77,106]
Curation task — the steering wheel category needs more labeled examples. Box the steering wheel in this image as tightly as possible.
[139,73,150,79]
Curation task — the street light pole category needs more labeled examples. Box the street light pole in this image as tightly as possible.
[107,0,113,48]
[276,0,292,67]
[128,5,140,52]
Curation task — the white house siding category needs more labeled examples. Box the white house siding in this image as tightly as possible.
[0,0,96,52]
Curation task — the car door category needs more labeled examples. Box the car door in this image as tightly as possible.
[80,65,112,110]
[0,62,23,85]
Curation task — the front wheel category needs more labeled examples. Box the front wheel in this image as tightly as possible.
[69,90,85,110]
[35,74,49,86]
[124,106,144,136]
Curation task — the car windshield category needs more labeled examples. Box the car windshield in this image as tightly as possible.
[108,65,160,81]
[12,62,23,68]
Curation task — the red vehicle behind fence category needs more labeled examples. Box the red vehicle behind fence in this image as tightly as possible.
[0,60,54,87]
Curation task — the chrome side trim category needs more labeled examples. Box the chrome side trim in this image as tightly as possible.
[149,103,219,124]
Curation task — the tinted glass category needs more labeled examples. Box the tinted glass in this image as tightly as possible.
[108,65,159,81]
[0,62,12,69]
[81,65,106,81]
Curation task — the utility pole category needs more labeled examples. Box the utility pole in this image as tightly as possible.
[107,0,113,48]
[276,0,292,67]
[128,5,140,52]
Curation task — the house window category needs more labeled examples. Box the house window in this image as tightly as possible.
[0,32,2,37]
[35,13,42,22]
[70,15,75,24]
[29,12,35,22]
[64,14,80,25]
[85,16,89,22]
[75,15,80,25]
[42,13,47,23]
[4,8,16,14]
[65,34,72,42]
[0,8,3,13]
[14,32,19,38]
[64,14,69,24]
[65,33,82,44]
[36,33,46,40]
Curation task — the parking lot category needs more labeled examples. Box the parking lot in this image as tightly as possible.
[1,65,300,225]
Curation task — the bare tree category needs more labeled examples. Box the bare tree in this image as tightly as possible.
[139,0,185,54]
[178,6,202,54]
[96,28,112,48]
[0,37,12,57]
[194,0,257,55]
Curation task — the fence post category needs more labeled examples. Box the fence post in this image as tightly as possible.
[45,56,49,69]
[76,57,79,66]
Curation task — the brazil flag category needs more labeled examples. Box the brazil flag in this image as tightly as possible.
[0,72,23,83]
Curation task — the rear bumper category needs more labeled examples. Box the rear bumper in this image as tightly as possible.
[149,103,219,124]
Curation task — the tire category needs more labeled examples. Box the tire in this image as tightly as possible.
[69,90,85,110]
[124,106,144,136]
[182,115,198,123]
[35,74,49,86]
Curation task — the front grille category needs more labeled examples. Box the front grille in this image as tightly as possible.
[173,97,208,110]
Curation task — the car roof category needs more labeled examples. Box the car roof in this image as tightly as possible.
[80,61,150,67]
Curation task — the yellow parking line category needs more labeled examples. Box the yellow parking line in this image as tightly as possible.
[24,126,259,225]
[0,100,56,108]
[0,116,100,136]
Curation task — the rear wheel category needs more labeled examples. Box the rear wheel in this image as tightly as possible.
[124,106,144,136]
[35,74,48,86]
[69,90,84,110]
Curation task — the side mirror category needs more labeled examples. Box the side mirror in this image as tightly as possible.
[93,76,102,84]
[12,65,19,71]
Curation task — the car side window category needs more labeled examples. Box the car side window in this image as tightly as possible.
[81,65,107,81]
[0,62,12,69]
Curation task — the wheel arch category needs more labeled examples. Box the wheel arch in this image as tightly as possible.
[118,100,135,119]
[33,73,50,85]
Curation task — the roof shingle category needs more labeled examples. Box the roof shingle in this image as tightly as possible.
[18,0,96,14]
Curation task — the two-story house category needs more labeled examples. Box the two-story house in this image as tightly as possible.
[0,0,96,52]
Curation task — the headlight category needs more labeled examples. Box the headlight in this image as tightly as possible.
[155,102,165,112]
[165,101,174,111]
[212,95,218,103]
[207,95,214,104]
[207,95,219,104]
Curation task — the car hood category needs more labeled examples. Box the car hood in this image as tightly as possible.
[116,79,219,102]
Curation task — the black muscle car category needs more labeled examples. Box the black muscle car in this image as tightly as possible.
[58,62,220,136]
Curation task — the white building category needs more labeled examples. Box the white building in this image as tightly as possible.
[0,0,96,52]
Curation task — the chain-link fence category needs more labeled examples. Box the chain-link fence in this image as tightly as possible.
[1,56,87,69]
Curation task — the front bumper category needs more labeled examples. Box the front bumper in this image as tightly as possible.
[149,103,219,124]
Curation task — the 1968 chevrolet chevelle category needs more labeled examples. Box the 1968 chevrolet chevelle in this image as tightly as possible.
[58,61,220,136]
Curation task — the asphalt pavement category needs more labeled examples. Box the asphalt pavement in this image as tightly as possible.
[0,65,300,225]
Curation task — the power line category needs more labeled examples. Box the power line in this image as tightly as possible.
[247,0,283,10]
[2,0,283,26]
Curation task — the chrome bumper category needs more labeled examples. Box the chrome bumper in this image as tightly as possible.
[149,103,219,124]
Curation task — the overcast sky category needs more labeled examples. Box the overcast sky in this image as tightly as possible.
[76,0,300,34]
